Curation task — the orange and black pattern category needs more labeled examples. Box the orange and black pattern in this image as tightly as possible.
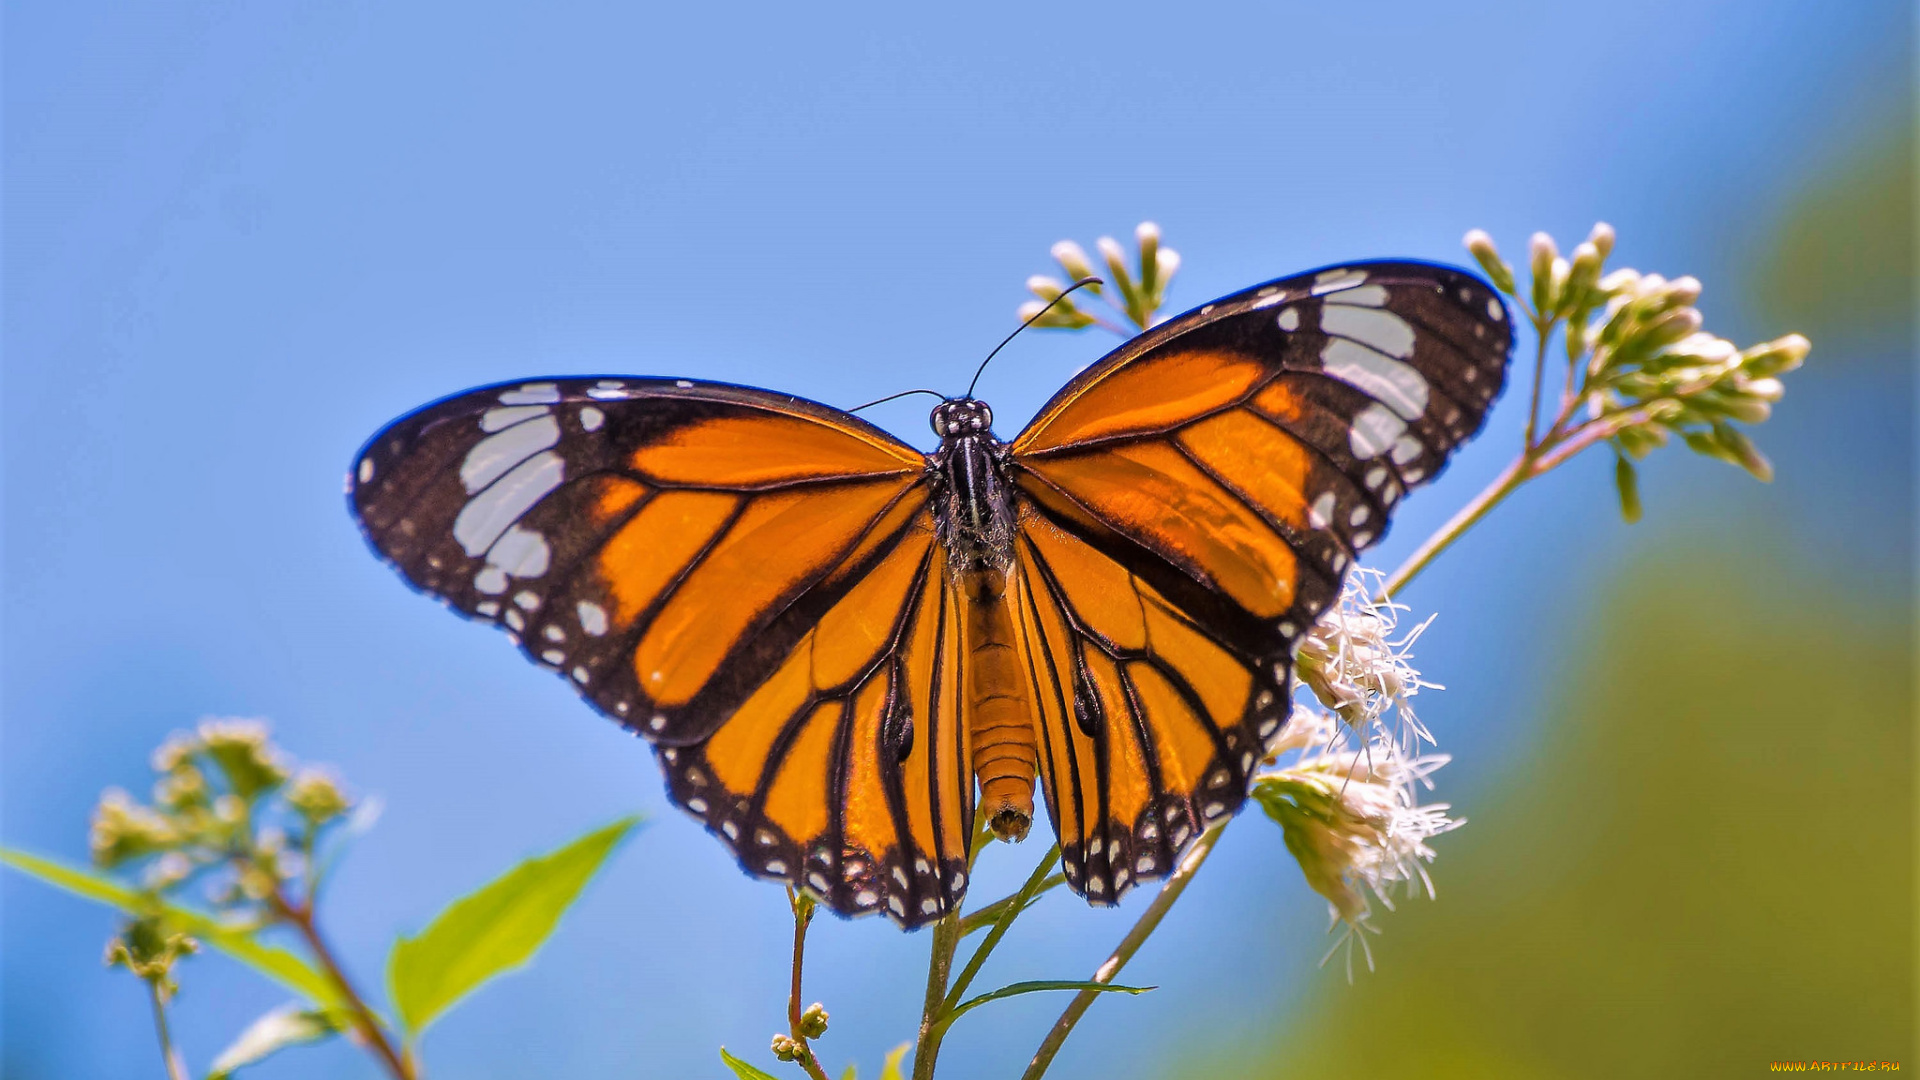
[349,259,1512,927]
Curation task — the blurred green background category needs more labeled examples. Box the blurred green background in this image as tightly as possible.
[1189,118,1916,1078]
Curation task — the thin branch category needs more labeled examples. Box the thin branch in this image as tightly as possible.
[1019,821,1228,1080]
[784,890,831,1080]
[957,874,1067,937]
[943,848,1059,1011]
[270,892,413,1080]
[1523,315,1552,450]
[1377,454,1531,600]
[910,913,962,1080]
[148,982,190,1080]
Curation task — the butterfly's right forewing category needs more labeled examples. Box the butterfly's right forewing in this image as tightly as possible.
[351,377,975,925]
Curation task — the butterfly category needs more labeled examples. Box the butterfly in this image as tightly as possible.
[350,260,1512,928]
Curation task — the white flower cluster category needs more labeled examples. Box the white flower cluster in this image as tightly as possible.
[1253,569,1461,977]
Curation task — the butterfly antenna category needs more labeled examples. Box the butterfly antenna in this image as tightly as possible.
[964,276,1103,399]
[848,388,949,414]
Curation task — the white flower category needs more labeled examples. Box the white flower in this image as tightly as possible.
[1254,707,1462,979]
[1294,567,1441,753]
[1255,568,1462,978]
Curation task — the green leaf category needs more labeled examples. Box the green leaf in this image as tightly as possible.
[720,1046,781,1080]
[0,848,342,1009]
[207,1003,347,1078]
[879,1043,910,1080]
[935,980,1151,1036]
[1614,453,1643,524]
[840,1065,857,1080]
[387,816,640,1034]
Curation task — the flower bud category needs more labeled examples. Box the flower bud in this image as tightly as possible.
[1568,242,1602,297]
[1714,422,1773,482]
[1718,396,1772,424]
[1598,267,1641,294]
[1741,376,1785,401]
[198,717,287,801]
[1529,232,1558,314]
[1095,236,1129,279]
[1155,246,1181,283]
[1666,275,1702,307]
[1136,224,1162,293]
[771,1034,799,1062]
[1638,307,1703,350]
[1586,221,1615,260]
[1025,275,1066,301]
[1049,240,1096,283]
[1741,334,1810,377]
[799,1002,829,1038]
[1462,229,1517,295]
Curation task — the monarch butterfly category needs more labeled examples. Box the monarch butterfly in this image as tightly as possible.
[350,260,1511,928]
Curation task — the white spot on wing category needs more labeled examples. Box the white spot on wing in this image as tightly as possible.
[357,458,374,483]
[1321,339,1429,419]
[1307,492,1335,529]
[1390,434,1424,464]
[1321,303,1416,359]
[1276,306,1301,331]
[461,416,560,494]
[579,406,604,432]
[1325,283,1389,307]
[498,383,561,405]
[454,453,565,556]
[486,524,551,578]
[1311,268,1369,295]
[475,567,508,594]
[481,405,550,432]
[577,600,609,637]
[1487,297,1505,320]
[1349,404,1408,459]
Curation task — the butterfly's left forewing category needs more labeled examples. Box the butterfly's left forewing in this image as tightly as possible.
[1007,261,1513,901]
[351,378,974,925]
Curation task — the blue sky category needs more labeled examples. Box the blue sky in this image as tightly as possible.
[5,2,1910,1078]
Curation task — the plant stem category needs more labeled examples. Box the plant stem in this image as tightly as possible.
[785,890,831,1080]
[147,982,189,1080]
[911,912,962,1080]
[957,873,1067,936]
[1378,453,1531,600]
[1522,315,1551,450]
[272,893,414,1080]
[1019,821,1227,1080]
[943,848,1059,1011]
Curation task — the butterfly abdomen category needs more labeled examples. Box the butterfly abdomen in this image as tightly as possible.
[963,568,1037,843]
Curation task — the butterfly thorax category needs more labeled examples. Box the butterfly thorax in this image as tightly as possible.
[929,397,1036,843]
[929,399,1016,586]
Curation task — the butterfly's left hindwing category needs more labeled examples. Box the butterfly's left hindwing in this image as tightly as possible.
[351,378,974,925]
[1006,261,1513,902]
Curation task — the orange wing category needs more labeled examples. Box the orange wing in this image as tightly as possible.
[1007,261,1513,900]
[351,378,972,924]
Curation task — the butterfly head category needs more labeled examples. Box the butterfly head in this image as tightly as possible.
[930,397,994,439]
